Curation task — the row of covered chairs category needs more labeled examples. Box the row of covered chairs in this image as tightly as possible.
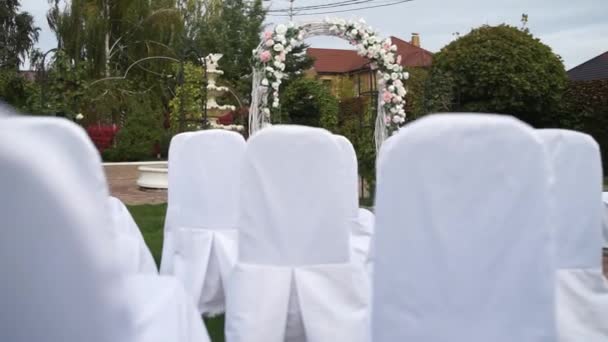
[161,114,608,342]
[2,110,607,341]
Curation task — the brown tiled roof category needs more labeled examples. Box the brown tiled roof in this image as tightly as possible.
[307,48,369,73]
[307,36,433,74]
[390,36,433,67]
[568,51,608,81]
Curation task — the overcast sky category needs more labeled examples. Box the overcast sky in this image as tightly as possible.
[20,0,608,70]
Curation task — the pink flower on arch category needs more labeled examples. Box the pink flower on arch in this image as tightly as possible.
[382,90,392,103]
[259,50,272,63]
[264,31,273,41]
[384,115,392,124]
[396,55,402,64]
[279,51,286,62]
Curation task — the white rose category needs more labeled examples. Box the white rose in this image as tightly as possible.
[261,78,269,86]
[263,108,271,115]
[272,101,279,108]
[274,71,283,80]
[393,65,401,72]
[265,39,274,47]
[388,85,395,92]
[403,72,410,80]
[298,33,305,40]
[398,108,405,115]
[397,86,407,97]
[391,45,397,51]
[330,25,338,32]
[275,24,287,35]
[75,113,84,120]
[391,72,399,80]
[351,29,358,36]
[275,34,286,43]
[390,107,398,114]
[252,49,257,56]
[265,66,274,72]
[383,74,390,81]
[285,46,292,53]
[271,82,280,90]
[394,79,403,87]
[392,115,401,124]
[290,38,298,47]
[273,43,284,52]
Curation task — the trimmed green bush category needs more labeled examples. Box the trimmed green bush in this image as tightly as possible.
[429,24,567,126]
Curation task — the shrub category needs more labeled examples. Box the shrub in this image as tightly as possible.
[336,96,376,198]
[561,79,608,173]
[280,78,339,131]
[104,97,165,161]
[428,24,567,126]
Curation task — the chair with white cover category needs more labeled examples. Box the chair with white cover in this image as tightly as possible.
[109,196,158,274]
[0,116,210,342]
[225,125,370,342]
[161,129,246,315]
[334,135,375,267]
[372,114,556,342]
[538,129,608,342]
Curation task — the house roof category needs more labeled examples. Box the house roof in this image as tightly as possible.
[306,48,369,73]
[568,51,608,81]
[307,36,433,74]
[389,36,433,67]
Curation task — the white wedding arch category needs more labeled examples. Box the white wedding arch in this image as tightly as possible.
[249,18,410,149]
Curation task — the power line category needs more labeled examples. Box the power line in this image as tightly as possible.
[268,0,373,12]
[268,0,414,17]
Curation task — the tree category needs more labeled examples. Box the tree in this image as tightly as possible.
[196,0,265,98]
[0,0,39,70]
[428,24,567,126]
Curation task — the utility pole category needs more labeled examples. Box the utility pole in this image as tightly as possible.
[288,0,295,20]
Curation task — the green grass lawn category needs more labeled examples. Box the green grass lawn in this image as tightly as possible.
[127,203,226,342]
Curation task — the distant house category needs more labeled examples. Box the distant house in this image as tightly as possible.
[306,34,433,97]
[567,51,608,81]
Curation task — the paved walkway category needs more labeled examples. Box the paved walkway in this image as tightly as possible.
[104,165,167,205]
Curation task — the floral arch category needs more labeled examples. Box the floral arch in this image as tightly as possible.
[249,18,409,149]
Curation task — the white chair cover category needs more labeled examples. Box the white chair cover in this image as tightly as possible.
[334,135,375,266]
[372,114,555,342]
[0,117,210,342]
[109,196,158,274]
[538,129,608,342]
[226,125,370,342]
[161,129,246,315]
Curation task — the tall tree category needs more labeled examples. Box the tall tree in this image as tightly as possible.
[0,0,39,70]
[196,0,265,98]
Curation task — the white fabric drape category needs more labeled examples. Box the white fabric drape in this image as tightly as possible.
[334,135,375,267]
[160,130,246,315]
[538,129,608,342]
[109,196,158,274]
[226,125,370,342]
[372,114,555,342]
[602,193,608,247]
[0,116,210,342]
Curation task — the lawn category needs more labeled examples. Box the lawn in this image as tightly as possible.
[127,203,226,342]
